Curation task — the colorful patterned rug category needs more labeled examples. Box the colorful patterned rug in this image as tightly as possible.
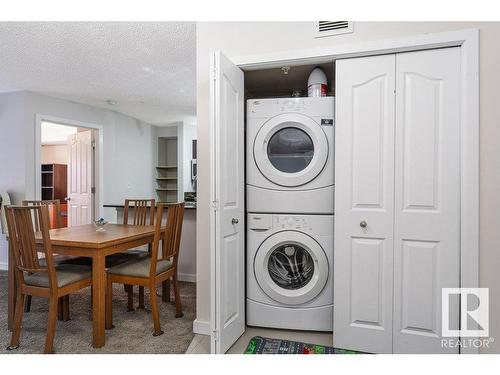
[244,336,363,354]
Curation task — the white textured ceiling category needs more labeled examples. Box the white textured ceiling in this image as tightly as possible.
[0,22,196,125]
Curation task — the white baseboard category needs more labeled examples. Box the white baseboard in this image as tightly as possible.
[178,273,196,283]
[0,262,7,271]
[193,319,210,335]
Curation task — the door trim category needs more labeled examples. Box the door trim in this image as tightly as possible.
[209,52,217,354]
[232,28,479,353]
[34,114,104,221]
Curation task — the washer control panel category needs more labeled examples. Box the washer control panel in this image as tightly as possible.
[247,214,333,237]
[274,215,312,231]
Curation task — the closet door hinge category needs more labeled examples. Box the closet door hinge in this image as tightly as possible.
[211,68,217,81]
[212,329,219,341]
[212,200,219,211]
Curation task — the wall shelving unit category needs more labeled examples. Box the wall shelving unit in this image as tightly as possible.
[156,138,178,203]
[41,163,67,201]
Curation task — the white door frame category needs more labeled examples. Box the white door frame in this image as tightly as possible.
[210,28,478,353]
[34,114,104,220]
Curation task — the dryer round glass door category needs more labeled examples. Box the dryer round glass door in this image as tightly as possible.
[253,113,329,187]
[254,231,329,305]
[267,127,314,173]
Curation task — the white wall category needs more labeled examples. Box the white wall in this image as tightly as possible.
[0,91,157,266]
[195,22,500,352]
[41,144,68,164]
[24,92,156,220]
[0,92,25,268]
[0,92,26,205]
[157,125,177,138]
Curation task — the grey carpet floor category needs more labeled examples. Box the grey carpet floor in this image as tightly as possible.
[0,271,196,354]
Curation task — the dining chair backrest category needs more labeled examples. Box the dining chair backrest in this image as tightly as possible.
[163,202,184,261]
[150,202,184,278]
[0,191,12,235]
[22,199,62,230]
[123,199,155,226]
[5,205,57,289]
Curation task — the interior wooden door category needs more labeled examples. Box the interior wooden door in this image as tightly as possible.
[67,130,93,226]
[210,51,245,353]
[334,54,396,354]
[393,47,461,353]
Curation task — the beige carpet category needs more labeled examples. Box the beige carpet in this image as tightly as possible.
[0,271,196,354]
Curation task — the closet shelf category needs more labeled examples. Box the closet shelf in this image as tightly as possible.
[155,188,178,192]
[156,165,177,169]
[156,177,177,180]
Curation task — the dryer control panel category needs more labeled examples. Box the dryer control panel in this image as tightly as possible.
[274,215,312,231]
[247,96,334,119]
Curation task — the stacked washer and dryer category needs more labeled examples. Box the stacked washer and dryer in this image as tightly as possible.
[246,96,335,331]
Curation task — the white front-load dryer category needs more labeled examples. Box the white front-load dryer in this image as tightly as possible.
[246,213,333,331]
[246,97,334,214]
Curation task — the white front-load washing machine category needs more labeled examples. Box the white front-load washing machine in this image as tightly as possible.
[246,213,333,331]
[246,97,334,214]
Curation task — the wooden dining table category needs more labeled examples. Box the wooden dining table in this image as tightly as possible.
[8,223,159,348]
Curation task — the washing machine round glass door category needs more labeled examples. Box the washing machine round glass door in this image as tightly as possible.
[254,231,329,305]
[253,113,329,187]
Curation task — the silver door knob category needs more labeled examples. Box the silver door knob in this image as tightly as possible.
[65,197,71,201]
[231,218,239,225]
[360,221,367,228]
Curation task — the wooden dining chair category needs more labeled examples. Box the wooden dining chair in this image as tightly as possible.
[22,199,72,319]
[123,199,156,227]
[106,202,184,336]
[22,199,62,230]
[5,205,92,353]
[112,199,156,311]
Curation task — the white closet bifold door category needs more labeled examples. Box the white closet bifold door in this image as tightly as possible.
[210,51,245,354]
[392,47,461,354]
[334,54,396,354]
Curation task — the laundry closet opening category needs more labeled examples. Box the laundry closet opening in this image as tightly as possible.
[242,61,336,336]
[244,62,334,99]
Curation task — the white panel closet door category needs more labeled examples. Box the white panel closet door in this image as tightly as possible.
[393,47,461,353]
[334,54,396,354]
[210,51,245,354]
[67,130,92,226]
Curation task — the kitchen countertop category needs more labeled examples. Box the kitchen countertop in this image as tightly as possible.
[104,203,196,209]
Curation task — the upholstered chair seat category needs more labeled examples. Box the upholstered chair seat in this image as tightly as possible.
[24,264,92,288]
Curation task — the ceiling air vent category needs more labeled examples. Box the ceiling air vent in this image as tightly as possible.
[315,21,353,38]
